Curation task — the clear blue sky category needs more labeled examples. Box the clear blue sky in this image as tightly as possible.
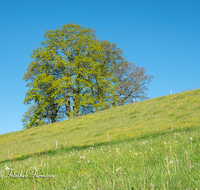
[0,0,199,135]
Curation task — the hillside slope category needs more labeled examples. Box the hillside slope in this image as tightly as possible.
[0,89,199,161]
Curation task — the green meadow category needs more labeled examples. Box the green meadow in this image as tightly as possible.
[0,89,199,189]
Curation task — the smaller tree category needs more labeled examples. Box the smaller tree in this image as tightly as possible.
[21,104,45,129]
[116,61,153,105]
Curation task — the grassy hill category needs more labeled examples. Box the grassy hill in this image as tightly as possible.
[0,89,199,189]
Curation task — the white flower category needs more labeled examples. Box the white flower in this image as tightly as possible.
[150,147,153,151]
[164,158,168,161]
[73,186,77,189]
[80,156,85,159]
[169,160,174,165]
[116,167,122,172]
[163,142,167,144]
[139,152,142,154]
[190,137,192,140]
[129,150,131,152]
[142,140,147,144]
[5,167,9,171]
[87,160,90,163]
[135,153,138,156]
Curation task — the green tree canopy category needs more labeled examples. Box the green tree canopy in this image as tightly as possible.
[21,104,45,129]
[22,23,153,129]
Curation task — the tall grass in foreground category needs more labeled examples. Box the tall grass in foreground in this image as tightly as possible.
[0,127,199,189]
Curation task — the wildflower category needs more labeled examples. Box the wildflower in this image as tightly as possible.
[163,142,167,144]
[184,151,187,154]
[80,156,85,159]
[139,152,142,155]
[150,147,153,151]
[129,150,131,152]
[164,158,168,161]
[87,160,90,163]
[116,167,122,172]
[73,186,77,189]
[135,153,138,156]
[142,140,147,145]
[5,167,9,171]
[169,160,174,165]
[190,137,192,140]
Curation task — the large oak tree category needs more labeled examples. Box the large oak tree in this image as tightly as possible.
[22,23,153,129]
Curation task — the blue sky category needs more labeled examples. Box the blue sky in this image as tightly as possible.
[0,0,199,135]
